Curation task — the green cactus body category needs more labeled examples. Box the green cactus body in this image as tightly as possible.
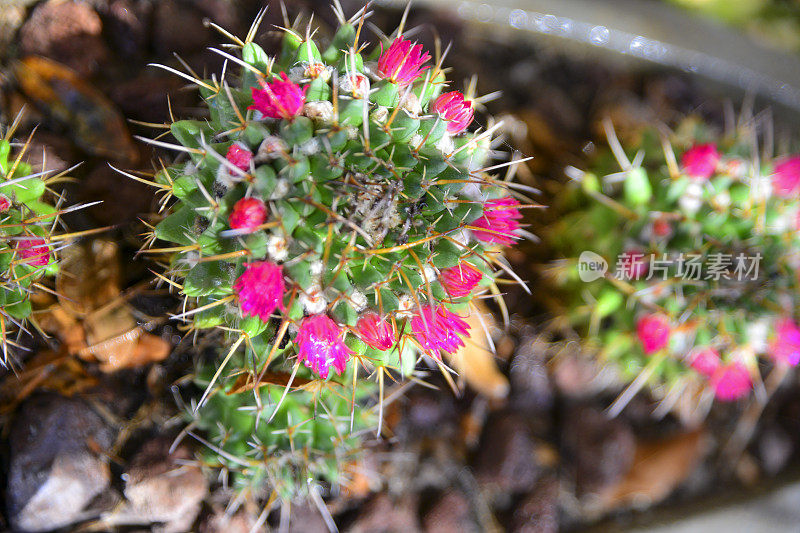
[548,117,800,409]
[146,11,525,498]
[0,123,62,364]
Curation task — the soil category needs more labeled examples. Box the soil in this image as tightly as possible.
[2,1,800,532]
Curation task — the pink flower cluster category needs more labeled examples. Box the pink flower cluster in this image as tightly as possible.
[470,197,523,246]
[15,238,50,267]
[440,262,482,298]
[681,143,720,180]
[296,314,352,379]
[250,72,307,120]
[377,37,431,86]
[636,314,670,354]
[225,144,252,171]
[411,305,471,356]
[228,197,267,233]
[772,156,800,197]
[689,348,752,402]
[710,362,752,402]
[356,312,396,351]
[432,91,474,134]
[234,261,285,322]
[770,317,800,366]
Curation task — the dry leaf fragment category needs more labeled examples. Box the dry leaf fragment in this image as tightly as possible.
[13,56,137,163]
[40,240,170,371]
[594,429,707,513]
[446,303,509,400]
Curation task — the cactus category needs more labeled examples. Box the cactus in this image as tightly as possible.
[0,114,76,366]
[547,115,800,414]
[139,4,528,500]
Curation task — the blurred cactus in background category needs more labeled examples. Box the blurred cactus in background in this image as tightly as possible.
[135,2,529,500]
[0,113,81,367]
[669,0,800,53]
[547,115,800,415]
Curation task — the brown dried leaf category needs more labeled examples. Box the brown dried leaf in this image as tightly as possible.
[596,429,707,512]
[445,304,509,400]
[226,371,313,395]
[0,349,99,414]
[14,55,137,163]
[57,239,122,315]
[41,240,170,371]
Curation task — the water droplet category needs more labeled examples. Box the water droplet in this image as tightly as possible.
[508,9,527,29]
[589,26,609,45]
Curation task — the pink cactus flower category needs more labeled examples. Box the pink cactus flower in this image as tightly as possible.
[432,91,474,134]
[772,156,800,197]
[356,312,396,351]
[296,314,353,378]
[689,347,721,377]
[15,238,50,266]
[636,314,670,354]
[470,197,523,246]
[710,361,752,402]
[228,197,267,233]
[681,143,720,180]
[225,144,252,171]
[440,262,483,298]
[770,317,800,366]
[249,72,307,120]
[411,305,471,356]
[234,261,285,322]
[0,194,11,213]
[377,37,431,86]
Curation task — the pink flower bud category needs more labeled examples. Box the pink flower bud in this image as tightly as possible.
[652,218,672,238]
[432,91,474,134]
[710,361,752,402]
[689,347,721,377]
[772,156,800,197]
[411,305,470,356]
[770,317,800,366]
[440,262,482,298]
[340,73,370,99]
[681,143,720,180]
[0,194,11,212]
[15,238,50,266]
[234,261,285,322]
[636,314,670,354]
[249,72,308,120]
[225,144,252,171]
[470,197,523,246]
[228,197,267,233]
[377,37,431,87]
[296,314,353,379]
[356,312,395,351]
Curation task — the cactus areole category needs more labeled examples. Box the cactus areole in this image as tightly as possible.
[145,8,526,498]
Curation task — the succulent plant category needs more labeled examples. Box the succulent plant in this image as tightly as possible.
[547,116,800,414]
[0,114,76,366]
[139,5,528,499]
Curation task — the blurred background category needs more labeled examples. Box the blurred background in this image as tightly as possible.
[3,0,800,531]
